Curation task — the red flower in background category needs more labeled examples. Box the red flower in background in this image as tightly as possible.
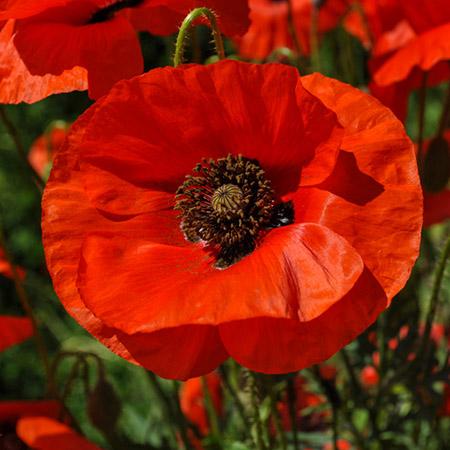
[323,439,351,450]
[360,365,379,387]
[0,20,87,104]
[344,0,409,49]
[370,0,450,120]
[42,60,422,380]
[0,400,101,450]
[421,132,450,227]
[0,0,250,101]
[28,122,69,179]
[238,0,349,60]
[0,315,33,352]
[180,372,223,435]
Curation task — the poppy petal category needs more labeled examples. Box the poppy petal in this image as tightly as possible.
[302,73,422,300]
[220,267,386,373]
[78,61,341,218]
[17,416,102,450]
[0,400,61,423]
[42,101,137,364]
[0,20,87,104]
[0,0,69,19]
[77,223,363,334]
[14,14,142,99]
[0,316,33,352]
[118,325,228,380]
[374,23,450,86]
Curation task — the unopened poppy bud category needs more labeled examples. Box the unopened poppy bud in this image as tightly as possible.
[87,376,121,434]
[422,136,450,193]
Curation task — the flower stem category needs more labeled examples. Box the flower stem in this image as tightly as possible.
[146,372,191,449]
[243,369,268,450]
[174,7,225,67]
[0,106,45,191]
[0,227,51,382]
[201,376,221,439]
[418,233,450,362]
[286,378,299,450]
[219,365,251,431]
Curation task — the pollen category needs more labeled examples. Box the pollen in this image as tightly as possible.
[175,154,294,268]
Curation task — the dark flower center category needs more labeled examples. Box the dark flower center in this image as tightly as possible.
[175,154,294,268]
[88,0,144,24]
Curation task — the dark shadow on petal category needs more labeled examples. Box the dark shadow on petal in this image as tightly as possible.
[317,151,384,206]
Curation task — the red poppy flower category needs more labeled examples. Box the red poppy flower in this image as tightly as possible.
[0,315,33,352]
[28,122,68,178]
[0,19,87,104]
[0,0,250,100]
[42,60,422,380]
[344,0,408,49]
[360,365,379,387]
[179,372,222,435]
[373,0,450,90]
[342,1,417,121]
[323,440,351,450]
[238,0,349,60]
[421,132,450,227]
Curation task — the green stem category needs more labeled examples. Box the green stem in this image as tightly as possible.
[146,372,189,449]
[174,7,225,67]
[0,106,44,191]
[418,233,450,361]
[244,369,267,450]
[286,378,299,450]
[201,376,221,440]
[219,365,250,431]
[0,227,51,384]
[269,391,287,450]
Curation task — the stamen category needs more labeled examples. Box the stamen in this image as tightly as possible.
[175,154,294,268]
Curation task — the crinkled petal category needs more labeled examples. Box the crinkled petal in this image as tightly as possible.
[302,73,422,300]
[79,60,341,217]
[14,13,142,99]
[42,101,137,363]
[0,20,87,104]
